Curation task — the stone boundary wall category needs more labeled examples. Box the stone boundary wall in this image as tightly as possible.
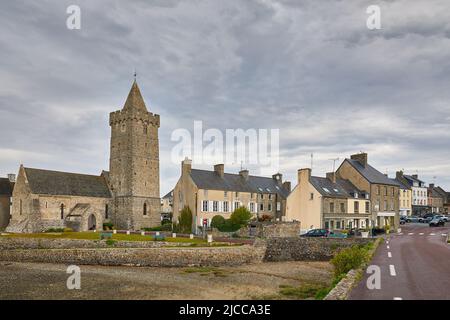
[0,238,197,249]
[0,245,265,267]
[264,237,373,262]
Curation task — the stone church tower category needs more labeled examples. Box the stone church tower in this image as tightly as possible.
[109,80,160,230]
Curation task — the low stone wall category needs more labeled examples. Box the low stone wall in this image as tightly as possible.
[264,237,373,262]
[0,237,195,250]
[0,245,265,267]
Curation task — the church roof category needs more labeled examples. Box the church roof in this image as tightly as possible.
[123,80,148,112]
[24,167,111,198]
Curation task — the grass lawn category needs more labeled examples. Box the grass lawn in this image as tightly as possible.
[1,231,207,244]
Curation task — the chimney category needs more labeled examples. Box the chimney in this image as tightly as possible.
[429,183,435,189]
[396,170,403,180]
[412,174,418,179]
[326,172,336,183]
[214,164,224,178]
[7,174,16,183]
[283,181,291,192]
[182,157,192,176]
[351,153,368,167]
[239,169,249,181]
[272,173,283,185]
[298,168,311,184]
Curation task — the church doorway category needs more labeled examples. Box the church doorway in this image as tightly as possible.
[88,214,97,230]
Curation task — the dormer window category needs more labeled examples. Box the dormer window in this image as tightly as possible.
[354,192,358,199]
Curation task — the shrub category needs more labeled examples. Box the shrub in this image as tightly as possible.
[258,214,272,222]
[177,206,193,234]
[230,207,252,227]
[330,245,370,277]
[105,239,116,246]
[103,222,114,230]
[218,219,240,232]
[211,215,226,229]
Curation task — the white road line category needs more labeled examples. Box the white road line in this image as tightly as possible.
[387,245,390,249]
[393,297,403,300]
[399,233,403,235]
[419,233,424,235]
[388,252,392,258]
[442,234,448,237]
[408,233,414,235]
[389,265,397,276]
[430,233,435,236]
[386,241,389,244]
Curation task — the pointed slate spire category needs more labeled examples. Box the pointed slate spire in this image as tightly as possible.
[123,80,148,112]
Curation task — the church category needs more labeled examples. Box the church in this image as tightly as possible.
[6,80,161,233]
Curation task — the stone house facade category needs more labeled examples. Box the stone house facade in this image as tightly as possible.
[0,176,14,230]
[172,159,291,233]
[336,153,400,229]
[393,174,412,216]
[6,80,161,233]
[396,172,428,215]
[285,169,371,233]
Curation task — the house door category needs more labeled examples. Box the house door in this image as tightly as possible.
[88,214,96,230]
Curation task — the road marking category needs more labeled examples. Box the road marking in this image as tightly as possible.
[408,233,414,235]
[388,252,392,258]
[419,233,424,235]
[386,240,389,244]
[399,233,403,235]
[389,265,396,276]
[442,234,448,237]
[430,233,435,236]
[393,297,403,300]
[387,245,390,249]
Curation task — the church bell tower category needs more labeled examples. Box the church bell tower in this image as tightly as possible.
[109,80,160,230]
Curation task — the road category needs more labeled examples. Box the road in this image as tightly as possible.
[349,223,450,300]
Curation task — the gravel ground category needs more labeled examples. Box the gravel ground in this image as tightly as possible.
[0,261,332,300]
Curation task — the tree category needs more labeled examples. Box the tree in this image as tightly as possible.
[211,215,226,229]
[230,207,252,227]
[177,206,193,234]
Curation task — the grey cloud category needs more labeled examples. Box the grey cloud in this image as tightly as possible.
[0,0,450,195]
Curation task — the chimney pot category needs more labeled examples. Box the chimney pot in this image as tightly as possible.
[239,169,249,181]
[326,172,336,183]
[182,157,192,176]
[214,164,224,178]
[351,153,368,167]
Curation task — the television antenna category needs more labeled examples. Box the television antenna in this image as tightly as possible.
[329,157,340,172]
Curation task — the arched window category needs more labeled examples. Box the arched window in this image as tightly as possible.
[60,204,65,219]
[143,203,147,216]
[105,204,109,219]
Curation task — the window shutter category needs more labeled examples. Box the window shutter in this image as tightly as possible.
[208,201,213,212]
[219,201,223,212]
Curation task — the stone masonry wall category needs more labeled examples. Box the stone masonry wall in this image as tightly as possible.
[0,245,265,267]
[263,237,373,262]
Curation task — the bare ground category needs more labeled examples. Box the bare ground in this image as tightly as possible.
[0,261,332,300]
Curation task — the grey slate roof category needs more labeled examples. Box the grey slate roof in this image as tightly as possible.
[189,169,290,199]
[0,178,13,196]
[24,167,112,198]
[163,190,173,199]
[392,178,410,190]
[310,177,367,198]
[403,175,425,185]
[310,177,350,198]
[345,159,398,186]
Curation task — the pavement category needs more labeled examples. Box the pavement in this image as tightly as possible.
[349,222,450,300]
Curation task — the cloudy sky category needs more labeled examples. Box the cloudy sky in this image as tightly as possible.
[1,0,450,196]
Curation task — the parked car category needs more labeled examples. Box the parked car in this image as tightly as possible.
[301,229,330,237]
[434,215,448,223]
[429,217,445,227]
[406,216,423,223]
[424,215,437,223]
[400,216,407,225]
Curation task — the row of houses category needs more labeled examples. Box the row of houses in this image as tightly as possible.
[170,153,450,234]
